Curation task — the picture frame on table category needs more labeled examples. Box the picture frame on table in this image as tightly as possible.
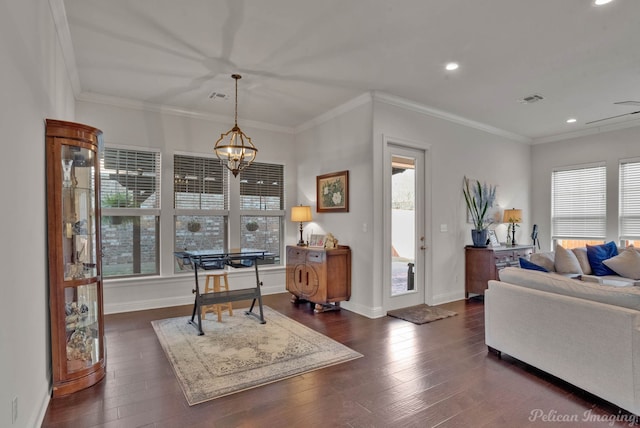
[488,229,501,247]
[316,170,349,213]
[308,234,325,248]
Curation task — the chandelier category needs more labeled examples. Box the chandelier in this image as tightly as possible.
[214,74,257,177]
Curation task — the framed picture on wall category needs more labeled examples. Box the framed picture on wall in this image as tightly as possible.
[316,170,349,212]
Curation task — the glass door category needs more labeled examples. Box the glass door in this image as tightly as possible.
[383,143,427,311]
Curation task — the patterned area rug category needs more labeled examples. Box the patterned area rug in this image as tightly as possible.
[387,304,457,325]
[151,306,363,405]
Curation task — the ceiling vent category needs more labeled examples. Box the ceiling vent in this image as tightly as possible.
[519,94,544,104]
[208,91,229,100]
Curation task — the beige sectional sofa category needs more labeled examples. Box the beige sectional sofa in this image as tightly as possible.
[485,266,640,415]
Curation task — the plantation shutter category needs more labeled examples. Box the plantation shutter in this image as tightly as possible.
[619,159,640,239]
[101,147,161,209]
[551,164,606,240]
[174,154,227,210]
[239,162,284,210]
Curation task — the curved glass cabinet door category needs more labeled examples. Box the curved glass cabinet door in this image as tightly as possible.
[47,119,105,396]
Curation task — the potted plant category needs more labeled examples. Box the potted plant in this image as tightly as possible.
[463,176,496,247]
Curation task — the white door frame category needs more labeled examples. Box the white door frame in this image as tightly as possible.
[382,136,432,311]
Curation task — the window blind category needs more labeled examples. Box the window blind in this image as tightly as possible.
[619,159,640,239]
[174,154,227,210]
[101,148,161,208]
[239,162,284,210]
[551,164,606,239]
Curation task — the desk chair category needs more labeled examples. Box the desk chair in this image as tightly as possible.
[202,271,233,322]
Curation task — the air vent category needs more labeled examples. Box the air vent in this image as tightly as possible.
[208,91,229,100]
[519,94,544,104]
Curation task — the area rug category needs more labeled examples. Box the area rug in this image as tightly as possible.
[151,306,363,405]
[387,304,457,325]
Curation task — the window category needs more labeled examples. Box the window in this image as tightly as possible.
[173,155,284,270]
[239,162,284,264]
[619,159,640,247]
[100,147,161,277]
[551,164,606,248]
[174,154,228,268]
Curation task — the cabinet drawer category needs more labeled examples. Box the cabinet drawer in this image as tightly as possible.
[306,250,325,264]
[513,248,533,258]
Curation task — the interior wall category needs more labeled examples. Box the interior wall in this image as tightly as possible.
[372,97,531,307]
[0,1,76,427]
[294,99,375,316]
[75,101,297,313]
[531,125,640,251]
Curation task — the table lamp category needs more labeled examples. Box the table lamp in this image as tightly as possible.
[291,205,312,246]
[503,208,522,246]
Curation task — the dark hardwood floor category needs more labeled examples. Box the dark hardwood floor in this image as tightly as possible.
[43,294,636,427]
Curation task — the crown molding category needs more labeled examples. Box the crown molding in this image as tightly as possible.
[76,92,295,135]
[295,92,373,133]
[372,91,532,144]
[532,117,640,145]
[49,0,81,96]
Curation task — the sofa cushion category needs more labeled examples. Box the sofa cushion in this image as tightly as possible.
[529,252,556,272]
[519,257,548,272]
[498,267,640,311]
[603,246,640,280]
[554,245,583,274]
[587,241,618,276]
[572,247,592,275]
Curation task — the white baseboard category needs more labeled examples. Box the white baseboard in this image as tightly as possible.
[105,283,287,314]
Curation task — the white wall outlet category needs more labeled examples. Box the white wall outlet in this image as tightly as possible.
[440,224,448,232]
[362,223,368,233]
[11,397,17,424]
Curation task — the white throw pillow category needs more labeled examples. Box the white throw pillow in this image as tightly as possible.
[554,245,583,274]
[572,247,592,275]
[529,252,555,272]
[603,247,640,279]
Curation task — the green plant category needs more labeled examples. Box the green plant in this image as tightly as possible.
[101,192,137,225]
[463,176,496,231]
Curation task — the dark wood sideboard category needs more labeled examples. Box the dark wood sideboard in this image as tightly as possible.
[465,245,534,298]
[286,245,351,312]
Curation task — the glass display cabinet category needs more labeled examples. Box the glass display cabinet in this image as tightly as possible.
[46,119,105,396]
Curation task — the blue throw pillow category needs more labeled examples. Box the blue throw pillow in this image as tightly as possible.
[519,258,548,272]
[586,241,619,276]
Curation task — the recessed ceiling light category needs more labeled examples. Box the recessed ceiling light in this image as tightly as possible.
[566,118,577,123]
[445,62,459,71]
[594,0,613,6]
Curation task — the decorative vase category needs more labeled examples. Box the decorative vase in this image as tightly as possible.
[471,229,488,247]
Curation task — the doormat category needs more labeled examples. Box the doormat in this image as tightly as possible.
[387,304,457,325]
[151,306,363,405]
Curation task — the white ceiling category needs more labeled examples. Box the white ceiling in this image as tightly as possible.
[59,0,640,142]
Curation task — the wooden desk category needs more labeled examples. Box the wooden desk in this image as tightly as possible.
[175,249,270,335]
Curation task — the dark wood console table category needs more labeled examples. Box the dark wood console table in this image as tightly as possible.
[175,249,270,335]
[465,245,534,298]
